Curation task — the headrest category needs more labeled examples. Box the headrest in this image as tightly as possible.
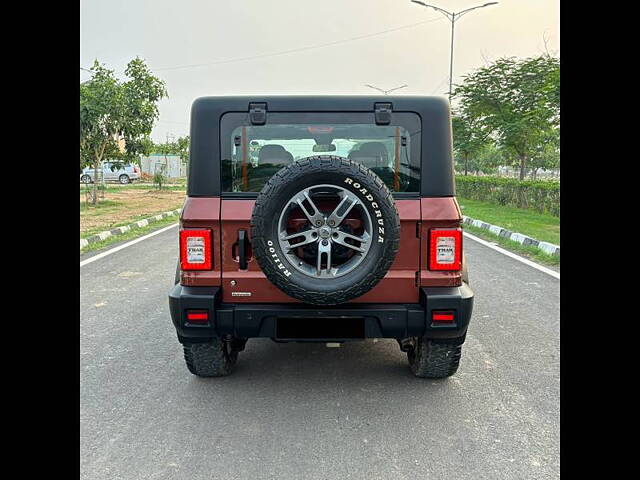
[258,144,293,166]
[349,142,389,168]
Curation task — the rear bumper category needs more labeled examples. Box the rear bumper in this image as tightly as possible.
[168,284,474,344]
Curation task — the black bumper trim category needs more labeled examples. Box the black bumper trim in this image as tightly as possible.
[168,284,474,343]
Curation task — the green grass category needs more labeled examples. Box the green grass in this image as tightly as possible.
[458,197,560,245]
[463,223,560,266]
[169,177,187,185]
[80,215,178,254]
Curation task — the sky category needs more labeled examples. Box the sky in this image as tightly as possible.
[80,0,559,143]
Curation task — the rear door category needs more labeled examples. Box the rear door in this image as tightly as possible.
[219,110,422,304]
[103,162,115,181]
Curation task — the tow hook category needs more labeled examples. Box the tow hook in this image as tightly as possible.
[398,338,416,353]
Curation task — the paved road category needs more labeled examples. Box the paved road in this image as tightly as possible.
[80,225,559,480]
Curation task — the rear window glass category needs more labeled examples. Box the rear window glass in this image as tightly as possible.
[220,112,421,193]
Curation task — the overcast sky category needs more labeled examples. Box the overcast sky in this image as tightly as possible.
[80,0,559,142]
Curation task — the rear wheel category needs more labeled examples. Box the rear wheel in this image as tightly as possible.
[119,174,130,184]
[183,339,239,377]
[408,338,462,379]
[81,175,92,184]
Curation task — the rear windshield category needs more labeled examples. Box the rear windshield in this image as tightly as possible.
[220,112,421,193]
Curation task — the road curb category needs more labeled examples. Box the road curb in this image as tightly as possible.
[461,215,559,256]
[80,208,181,249]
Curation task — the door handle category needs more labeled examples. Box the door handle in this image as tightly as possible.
[238,230,248,270]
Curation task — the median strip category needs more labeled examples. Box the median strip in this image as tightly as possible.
[80,208,181,250]
[463,231,560,279]
[462,215,560,256]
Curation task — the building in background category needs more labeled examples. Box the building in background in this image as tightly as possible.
[139,154,187,178]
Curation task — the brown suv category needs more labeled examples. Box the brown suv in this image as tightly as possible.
[168,96,474,378]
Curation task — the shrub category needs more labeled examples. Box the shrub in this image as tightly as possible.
[455,176,560,217]
[153,171,166,190]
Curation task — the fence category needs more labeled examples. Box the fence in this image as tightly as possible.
[140,155,187,179]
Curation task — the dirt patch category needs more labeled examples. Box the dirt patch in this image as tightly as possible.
[80,188,185,235]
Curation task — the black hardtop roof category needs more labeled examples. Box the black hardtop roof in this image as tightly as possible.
[188,95,454,197]
[190,94,450,112]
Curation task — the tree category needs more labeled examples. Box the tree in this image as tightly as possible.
[453,55,559,180]
[80,63,123,202]
[118,135,154,167]
[452,113,490,175]
[80,58,167,203]
[175,136,190,173]
[470,143,505,175]
[529,128,559,179]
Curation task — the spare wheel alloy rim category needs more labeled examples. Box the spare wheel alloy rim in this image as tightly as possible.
[276,184,373,278]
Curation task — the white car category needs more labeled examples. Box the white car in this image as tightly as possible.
[80,162,140,184]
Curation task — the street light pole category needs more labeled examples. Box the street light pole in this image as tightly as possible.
[410,1,498,101]
[449,13,455,102]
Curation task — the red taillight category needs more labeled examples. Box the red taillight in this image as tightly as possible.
[134,166,140,174]
[180,228,213,270]
[432,310,455,323]
[429,228,462,271]
[186,310,209,323]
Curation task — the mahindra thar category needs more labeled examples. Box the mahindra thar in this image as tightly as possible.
[168,96,474,378]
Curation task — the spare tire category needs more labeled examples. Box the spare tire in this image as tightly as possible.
[251,155,400,305]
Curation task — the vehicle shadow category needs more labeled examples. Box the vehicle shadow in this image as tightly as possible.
[166,337,471,456]
[183,338,459,403]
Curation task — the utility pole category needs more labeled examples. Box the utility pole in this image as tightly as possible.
[364,84,408,95]
[410,1,498,101]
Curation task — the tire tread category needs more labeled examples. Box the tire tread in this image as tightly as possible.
[183,339,237,377]
[409,339,462,379]
[250,156,400,305]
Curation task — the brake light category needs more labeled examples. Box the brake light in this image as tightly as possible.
[180,228,213,270]
[429,228,462,271]
[186,310,209,323]
[432,310,455,323]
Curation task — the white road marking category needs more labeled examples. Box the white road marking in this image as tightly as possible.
[463,232,560,279]
[80,223,178,268]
